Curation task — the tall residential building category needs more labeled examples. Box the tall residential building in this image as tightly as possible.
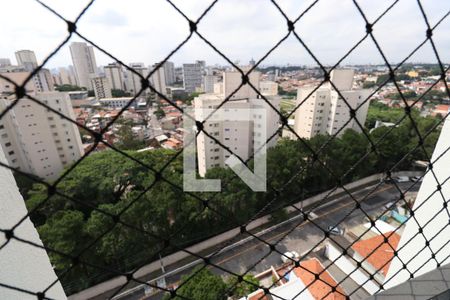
[69,42,97,90]
[0,58,11,67]
[125,63,148,96]
[0,70,53,94]
[183,62,203,93]
[222,68,260,100]
[163,61,175,86]
[91,76,112,99]
[104,62,125,90]
[58,67,76,86]
[195,70,279,176]
[0,90,84,180]
[203,74,219,93]
[294,69,370,139]
[15,50,38,71]
[149,64,167,98]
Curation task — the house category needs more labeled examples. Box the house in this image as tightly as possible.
[242,258,345,300]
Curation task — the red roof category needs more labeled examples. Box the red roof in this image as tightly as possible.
[248,290,270,300]
[351,231,400,276]
[435,104,449,112]
[294,258,346,300]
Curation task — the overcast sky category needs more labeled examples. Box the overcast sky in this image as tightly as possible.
[1,0,449,70]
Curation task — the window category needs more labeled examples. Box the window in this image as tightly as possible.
[8,150,14,155]
[50,125,56,128]
[48,117,54,121]
[69,146,73,149]
[53,133,58,136]
[5,142,11,147]
[1,133,7,138]
[0,124,3,129]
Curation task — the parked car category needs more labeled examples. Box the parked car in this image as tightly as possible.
[395,176,409,183]
[411,175,423,182]
[327,225,344,236]
[281,251,299,263]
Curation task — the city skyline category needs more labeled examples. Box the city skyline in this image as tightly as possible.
[1,0,448,70]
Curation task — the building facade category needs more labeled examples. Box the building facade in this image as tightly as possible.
[0,91,84,180]
[294,69,370,139]
[69,42,97,90]
[163,61,175,86]
[91,76,112,99]
[183,62,203,93]
[104,62,124,91]
[194,70,279,176]
[15,50,38,71]
[125,63,148,96]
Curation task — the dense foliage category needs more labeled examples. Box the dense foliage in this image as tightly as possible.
[22,102,442,293]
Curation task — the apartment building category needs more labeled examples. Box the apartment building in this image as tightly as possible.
[0,91,83,180]
[149,64,167,98]
[91,76,112,99]
[203,74,219,93]
[125,63,148,96]
[294,69,370,139]
[69,42,97,90]
[104,62,124,90]
[183,62,203,93]
[194,69,279,176]
[15,50,38,71]
[163,61,175,86]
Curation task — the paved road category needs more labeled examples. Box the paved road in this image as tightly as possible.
[98,182,418,300]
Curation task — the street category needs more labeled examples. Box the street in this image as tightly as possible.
[102,181,419,300]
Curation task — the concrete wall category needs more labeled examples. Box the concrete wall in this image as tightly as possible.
[0,147,66,299]
[384,117,450,289]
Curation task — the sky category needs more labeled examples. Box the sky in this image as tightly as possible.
[1,0,449,70]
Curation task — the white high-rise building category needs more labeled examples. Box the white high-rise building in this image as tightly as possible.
[69,42,97,90]
[104,62,124,91]
[222,68,260,100]
[203,75,219,93]
[58,67,76,86]
[0,90,84,180]
[149,64,167,98]
[15,50,38,71]
[294,69,370,139]
[125,63,148,96]
[91,76,112,99]
[195,70,279,176]
[183,62,203,93]
[163,61,175,86]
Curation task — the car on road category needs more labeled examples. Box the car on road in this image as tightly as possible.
[411,175,423,182]
[395,176,410,183]
[327,225,344,236]
[281,251,299,263]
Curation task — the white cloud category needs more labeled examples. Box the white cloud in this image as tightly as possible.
[0,0,448,69]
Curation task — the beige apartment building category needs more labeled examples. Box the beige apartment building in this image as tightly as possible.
[91,76,112,99]
[0,87,83,180]
[294,69,371,139]
[195,69,280,176]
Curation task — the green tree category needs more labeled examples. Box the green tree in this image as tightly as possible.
[111,89,131,98]
[154,107,166,119]
[226,274,259,299]
[55,84,85,92]
[163,268,227,300]
[115,124,145,150]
